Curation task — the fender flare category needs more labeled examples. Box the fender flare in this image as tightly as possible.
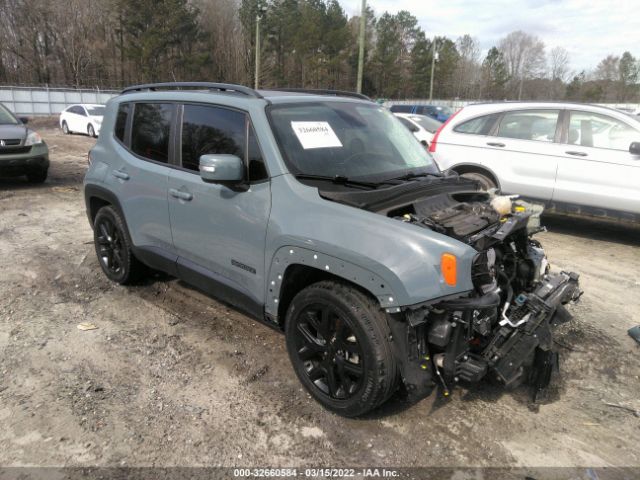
[264,245,403,317]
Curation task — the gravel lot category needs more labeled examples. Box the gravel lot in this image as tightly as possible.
[1,127,639,469]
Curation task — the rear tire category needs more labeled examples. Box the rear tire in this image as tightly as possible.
[285,281,398,417]
[460,171,497,191]
[26,169,47,183]
[93,205,145,284]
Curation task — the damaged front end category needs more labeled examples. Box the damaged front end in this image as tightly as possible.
[386,191,582,402]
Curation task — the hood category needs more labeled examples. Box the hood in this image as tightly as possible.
[319,175,539,251]
[0,124,27,141]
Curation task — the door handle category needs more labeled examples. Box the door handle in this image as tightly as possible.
[565,151,588,157]
[112,169,129,180]
[169,188,193,201]
[487,142,505,147]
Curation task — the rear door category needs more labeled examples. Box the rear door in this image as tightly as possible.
[481,109,563,200]
[105,102,174,255]
[554,109,640,216]
[168,103,271,313]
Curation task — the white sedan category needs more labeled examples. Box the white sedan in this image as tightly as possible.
[59,104,105,137]
[393,113,442,147]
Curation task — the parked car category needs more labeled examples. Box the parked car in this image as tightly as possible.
[0,103,49,183]
[390,104,453,122]
[394,113,442,146]
[59,104,105,137]
[430,102,640,223]
[84,83,581,416]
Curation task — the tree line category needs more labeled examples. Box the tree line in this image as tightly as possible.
[0,0,638,103]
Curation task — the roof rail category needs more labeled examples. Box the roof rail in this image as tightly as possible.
[269,88,371,101]
[121,82,263,98]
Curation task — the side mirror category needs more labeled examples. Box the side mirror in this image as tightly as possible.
[19,117,29,124]
[629,142,640,156]
[199,154,244,183]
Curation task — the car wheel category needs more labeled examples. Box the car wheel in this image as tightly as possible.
[87,124,96,138]
[62,121,70,134]
[93,205,145,284]
[285,281,398,417]
[26,168,48,183]
[461,171,497,191]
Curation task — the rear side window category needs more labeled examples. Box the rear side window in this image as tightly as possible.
[454,114,498,135]
[496,110,559,142]
[131,103,173,163]
[114,103,130,143]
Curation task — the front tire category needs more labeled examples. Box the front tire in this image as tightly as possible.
[87,124,96,138]
[460,171,497,191]
[62,121,70,134]
[93,205,145,284]
[285,281,398,417]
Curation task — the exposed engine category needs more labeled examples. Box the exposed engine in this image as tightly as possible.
[386,190,582,401]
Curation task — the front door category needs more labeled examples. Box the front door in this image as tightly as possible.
[168,103,271,313]
[554,109,640,216]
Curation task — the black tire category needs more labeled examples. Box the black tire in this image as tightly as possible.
[460,171,497,191]
[87,124,96,138]
[26,168,47,183]
[285,281,398,417]
[93,205,145,284]
[62,121,70,134]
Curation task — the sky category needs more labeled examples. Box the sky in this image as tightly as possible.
[339,0,640,73]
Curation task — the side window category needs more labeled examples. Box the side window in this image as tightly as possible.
[131,103,173,163]
[568,111,638,150]
[390,105,413,113]
[397,117,418,132]
[454,114,498,135]
[180,104,245,173]
[79,107,87,117]
[114,103,130,143]
[496,110,559,142]
[248,124,268,182]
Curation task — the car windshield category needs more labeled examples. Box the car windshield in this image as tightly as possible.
[268,101,439,181]
[86,106,105,116]
[410,115,442,133]
[0,104,19,125]
[437,106,453,116]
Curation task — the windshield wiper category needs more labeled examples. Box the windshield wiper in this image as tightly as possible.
[388,171,443,182]
[293,174,381,189]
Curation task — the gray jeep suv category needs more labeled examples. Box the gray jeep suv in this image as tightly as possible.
[84,82,581,416]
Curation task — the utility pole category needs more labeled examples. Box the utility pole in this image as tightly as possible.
[254,13,262,90]
[356,0,366,94]
[429,38,437,101]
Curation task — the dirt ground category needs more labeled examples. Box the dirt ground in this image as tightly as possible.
[1,126,639,469]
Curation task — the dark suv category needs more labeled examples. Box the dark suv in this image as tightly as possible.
[84,82,581,416]
[0,103,49,183]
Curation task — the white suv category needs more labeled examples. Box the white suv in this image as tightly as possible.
[430,102,640,222]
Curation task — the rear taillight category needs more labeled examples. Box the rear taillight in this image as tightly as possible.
[429,107,462,153]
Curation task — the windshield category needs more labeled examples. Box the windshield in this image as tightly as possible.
[0,104,19,125]
[410,115,443,133]
[268,101,439,181]
[437,106,453,116]
[86,106,105,116]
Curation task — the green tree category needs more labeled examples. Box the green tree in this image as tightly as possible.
[482,46,509,99]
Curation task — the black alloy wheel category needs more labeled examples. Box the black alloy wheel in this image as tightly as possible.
[293,302,365,400]
[96,215,124,277]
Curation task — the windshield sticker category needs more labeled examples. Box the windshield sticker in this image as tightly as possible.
[291,121,343,149]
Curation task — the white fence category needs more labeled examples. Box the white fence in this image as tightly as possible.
[385,98,640,113]
[0,86,119,116]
